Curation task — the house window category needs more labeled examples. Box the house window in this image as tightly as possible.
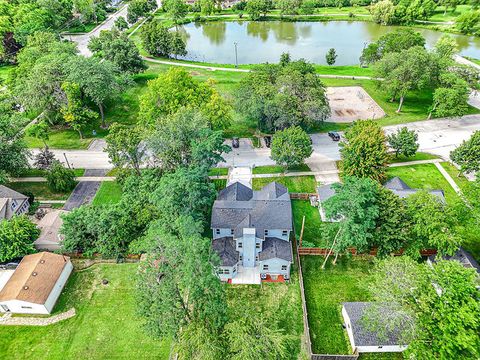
[281,265,287,271]
[264,229,269,236]
[256,243,261,249]
[255,255,259,261]
[238,242,243,248]
[230,229,234,235]
[282,230,288,236]
[215,229,220,235]
[224,269,230,274]
[263,264,269,271]
[239,255,243,261]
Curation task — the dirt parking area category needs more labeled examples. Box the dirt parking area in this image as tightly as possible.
[327,86,385,123]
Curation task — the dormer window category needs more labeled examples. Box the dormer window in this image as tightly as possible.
[215,229,220,235]
[256,243,261,249]
[230,229,234,235]
[264,230,269,236]
[282,230,288,236]
[238,242,243,249]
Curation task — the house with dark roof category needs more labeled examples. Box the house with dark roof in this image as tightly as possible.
[211,181,293,284]
[428,247,480,274]
[0,185,30,221]
[342,302,408,354]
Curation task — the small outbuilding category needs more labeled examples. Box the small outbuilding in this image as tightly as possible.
[342,302,408,354]
[0,252,73,314]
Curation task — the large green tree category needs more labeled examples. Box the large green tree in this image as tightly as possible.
[450,131,480,175]
[430,72,470,119]
[271,126,313,168]
[0,216,39,262]
[340,120,389,182]
[387,127,419,158]
[140,19,187,58]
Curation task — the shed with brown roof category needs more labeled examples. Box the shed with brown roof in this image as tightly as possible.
[0,252,73,314]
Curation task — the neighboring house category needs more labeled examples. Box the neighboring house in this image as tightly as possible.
[34,210,67,251]
[211,181,293,284]
[383,177,445,203]
[317,177,446,222]
[0,185,30,221]
[428,247,480,274]
[342,302,408,354]
[0,252,73,314]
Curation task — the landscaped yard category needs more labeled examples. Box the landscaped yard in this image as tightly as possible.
[92,181,123,206]
[302,256,373,354]
[292,200,338,248]
[208,167,229,176]
[388,152,438,164]
[7,182,76,201]
[0,263,172,359]
[386,163,457,203]
[253,164,311,175]
[253,175,317,193]
[18,168,85,177]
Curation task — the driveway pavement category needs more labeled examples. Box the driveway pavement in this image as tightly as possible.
[63,181,101,210]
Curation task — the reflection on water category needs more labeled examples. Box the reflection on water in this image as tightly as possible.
[179,21,480,65]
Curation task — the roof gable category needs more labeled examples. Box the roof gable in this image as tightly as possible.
[0,185,28,201]
[217,182,253,201]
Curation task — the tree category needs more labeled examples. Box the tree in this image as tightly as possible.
[450,131,480,174]
[0,111,30,178]
[325,48,337,65]
[0,216,39,262]
[61,81,98,138]
[439,0,458,15]
[375,46,436,112]
[276,0,301,16]
[405,191,460,257]
[434,34,458,60]
[105,123,146,175]
[162,0,189,24]
[26,121,56,170]
[236,58,330,132]
[323,176,380,264]
[456,11,480,35]
[360,29,425,65]
[136,216,227,338]
[139,67,231,128]
[430,72,470,119]
[114,16,128,31]
[46,161,77,192]
[88,29,147,74]
[246,0,272,20]
[127,0,156,23]
[387,127,419,158]
[66,56,124,127]
[370,0,396,25]
[199,0,216,15]
[368,257,480,360]
[140,19,186,58]
[271,126,313,168]
[340,120,389,182]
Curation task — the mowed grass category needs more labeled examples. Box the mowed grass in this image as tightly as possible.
[252,175,317,193]
[7,182,75,201]
[92,181,123,206]
[440,162,471,189]
[0,263,172,359]
[388,152,439,164]
[292,200,338,248]
[252,164,311,174]
[386,163,457,203]
[226,260,304,358]
[302,256,373,354]
[18,168,85,177]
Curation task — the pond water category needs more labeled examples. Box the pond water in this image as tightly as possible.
[178,21,480,65]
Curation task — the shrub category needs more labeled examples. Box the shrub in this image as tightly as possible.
[46,161,77,192]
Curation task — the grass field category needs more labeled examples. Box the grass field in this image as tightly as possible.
[388,152,439,164]
[427,5,471,22]
[386,163,457,203]
[253,175,317,193]
[302,256,373,354]
[440,162,471,189]
[92,181,123,206]
[0,263,172,359]
[252,164,311,174]
[18,168,85,177]
[292,200,338,248]
[208,167,229,176]
[7,182,75,201]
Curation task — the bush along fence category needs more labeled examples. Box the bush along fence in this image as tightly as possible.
[297,247,437,257]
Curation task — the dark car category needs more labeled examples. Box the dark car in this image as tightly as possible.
[232,137,240,148]
[328,131,340,141]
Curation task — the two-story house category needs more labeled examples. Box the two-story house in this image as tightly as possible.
[211,181,293,283]
[0,185,30,221]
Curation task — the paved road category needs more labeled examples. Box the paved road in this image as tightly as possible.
[62,169,107,210]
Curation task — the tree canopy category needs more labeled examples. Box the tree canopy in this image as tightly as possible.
[450,131,480,175]
[0,216,39,262]
[271,126,313,167]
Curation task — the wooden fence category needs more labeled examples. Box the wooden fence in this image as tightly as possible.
[290,193,317,200]
[298,247,437,257]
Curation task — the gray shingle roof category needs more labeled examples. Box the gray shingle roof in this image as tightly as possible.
[212,237,239,266]
[259,237,293,262]
[211,182,292,238]
[0,185,28,200]
[317,183,338,202]
[429,247,480,274]
[384,177,445,202]
[217,182,253,201]
[343,302,406,347]
[384,177,410,191]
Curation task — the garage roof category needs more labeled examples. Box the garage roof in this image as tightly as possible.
[0,252,70,305]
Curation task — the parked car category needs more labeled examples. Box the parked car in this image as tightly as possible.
[328,131,340,141]
[232,137,240,148]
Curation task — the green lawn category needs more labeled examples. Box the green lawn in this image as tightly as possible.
[226,265,304,359]
[252,164,311,174]
[18,168,85,177]
[92,181,123,206]
[0,64,14,84]
[302,256,373,354]
[0,263,171,359]
[252,175,317,193]
[388,152,439,164]
[386,163,458,203]
[208,167,229,176]
[212,178,227,191]
[440,162,471,190]
[292,200,338,248]
[7,182,75,201]
[428,5,471,22]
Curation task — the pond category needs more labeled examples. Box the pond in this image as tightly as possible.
[178,20,480,65]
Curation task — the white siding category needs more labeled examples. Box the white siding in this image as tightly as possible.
[217,264,237,281]
[212,228,234,239]
[356,345,407,353]
[260,258,291,278]
[0,300,48,314]
[44,261,73,313]
[265,229,290,241]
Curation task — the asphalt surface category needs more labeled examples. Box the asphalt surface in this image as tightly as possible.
[63,169,107,210]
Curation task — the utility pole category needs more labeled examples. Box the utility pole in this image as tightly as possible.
[234,42,238,68]
[63,152,72,169]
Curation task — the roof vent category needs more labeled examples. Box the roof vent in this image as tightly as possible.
[23,286,29,290]
[32,272,37,276]
[40,260,45,264]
